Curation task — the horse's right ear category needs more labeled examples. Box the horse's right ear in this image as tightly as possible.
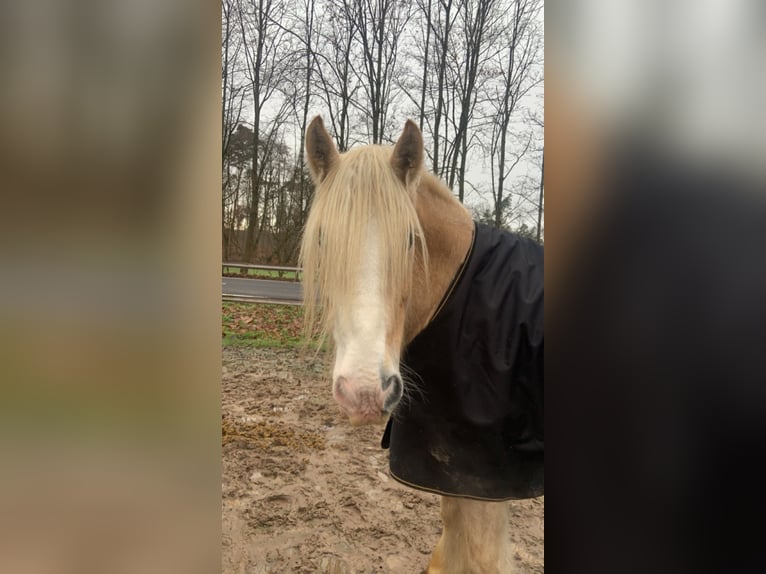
[305,116,339,184]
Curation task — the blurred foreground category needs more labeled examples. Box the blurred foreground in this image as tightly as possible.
[547,1,766,573]
[0,1,220,573]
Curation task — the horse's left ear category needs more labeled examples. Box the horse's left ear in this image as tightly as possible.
[306,116,339,184]
[391,120,424,186]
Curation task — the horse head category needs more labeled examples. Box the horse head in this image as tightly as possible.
[300,117,426,426]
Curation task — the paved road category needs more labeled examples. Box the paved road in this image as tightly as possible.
[222,276,302,304]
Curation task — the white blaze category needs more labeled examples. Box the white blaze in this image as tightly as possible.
[332,223,388,383]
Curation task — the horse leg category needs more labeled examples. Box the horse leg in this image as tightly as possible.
[426,495,512,574]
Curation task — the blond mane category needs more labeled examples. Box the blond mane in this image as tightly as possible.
[299,145,428,346]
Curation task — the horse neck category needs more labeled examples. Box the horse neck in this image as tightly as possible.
[404,173,474,344]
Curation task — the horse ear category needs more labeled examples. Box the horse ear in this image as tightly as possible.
[305,116,339,184]
[391,120,424,186]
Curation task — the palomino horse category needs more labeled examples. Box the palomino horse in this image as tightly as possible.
[300,117,544,574]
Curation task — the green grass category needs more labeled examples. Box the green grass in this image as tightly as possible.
[222,302,312,348]
[221,334,303,348]
[222,267,298,280]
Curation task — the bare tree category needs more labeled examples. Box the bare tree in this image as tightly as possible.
[221,0,544,261]
[349,0,412,144]
[446,0,500,201]
[536,149,543,242]
[414,0,497,201]
[222,0,247,259]
[222,0,247,165]
[311,0,361,152]
[247,0,327,263]
[268,0,322,262]
[429,0,462,175]
[292,0,319,257]
[416,0,433,132]
[488,0,542,228]
[237,0,294,261]
[526,105,544,242]
[222,124,253,260]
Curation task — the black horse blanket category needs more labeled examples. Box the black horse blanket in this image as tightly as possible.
[382,222,544,501]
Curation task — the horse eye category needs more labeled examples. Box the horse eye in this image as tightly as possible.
[408,231,414,249]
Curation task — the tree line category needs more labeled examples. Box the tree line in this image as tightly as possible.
[222,0,543,264]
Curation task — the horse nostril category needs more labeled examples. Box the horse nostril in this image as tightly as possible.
[382,375,400,392]
[335,376,348,397]
[382,375,403,413]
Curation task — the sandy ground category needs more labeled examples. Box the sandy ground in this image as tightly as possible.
[222,346,544,573]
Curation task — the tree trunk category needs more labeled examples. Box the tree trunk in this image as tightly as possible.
[418,0,433,132]
[432,0,454,175]
[536,150,544,242]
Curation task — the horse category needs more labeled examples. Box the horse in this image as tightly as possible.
[299,116,544,574]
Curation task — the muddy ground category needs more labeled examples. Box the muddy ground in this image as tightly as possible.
[222,346,544,573]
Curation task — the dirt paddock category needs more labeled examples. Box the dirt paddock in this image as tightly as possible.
[222,346,544,573]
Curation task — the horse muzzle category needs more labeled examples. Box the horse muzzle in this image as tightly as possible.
[333,373,403,426]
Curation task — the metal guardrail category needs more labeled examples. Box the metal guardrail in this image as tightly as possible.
[222,262,301,282]
[221,294,301,305]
